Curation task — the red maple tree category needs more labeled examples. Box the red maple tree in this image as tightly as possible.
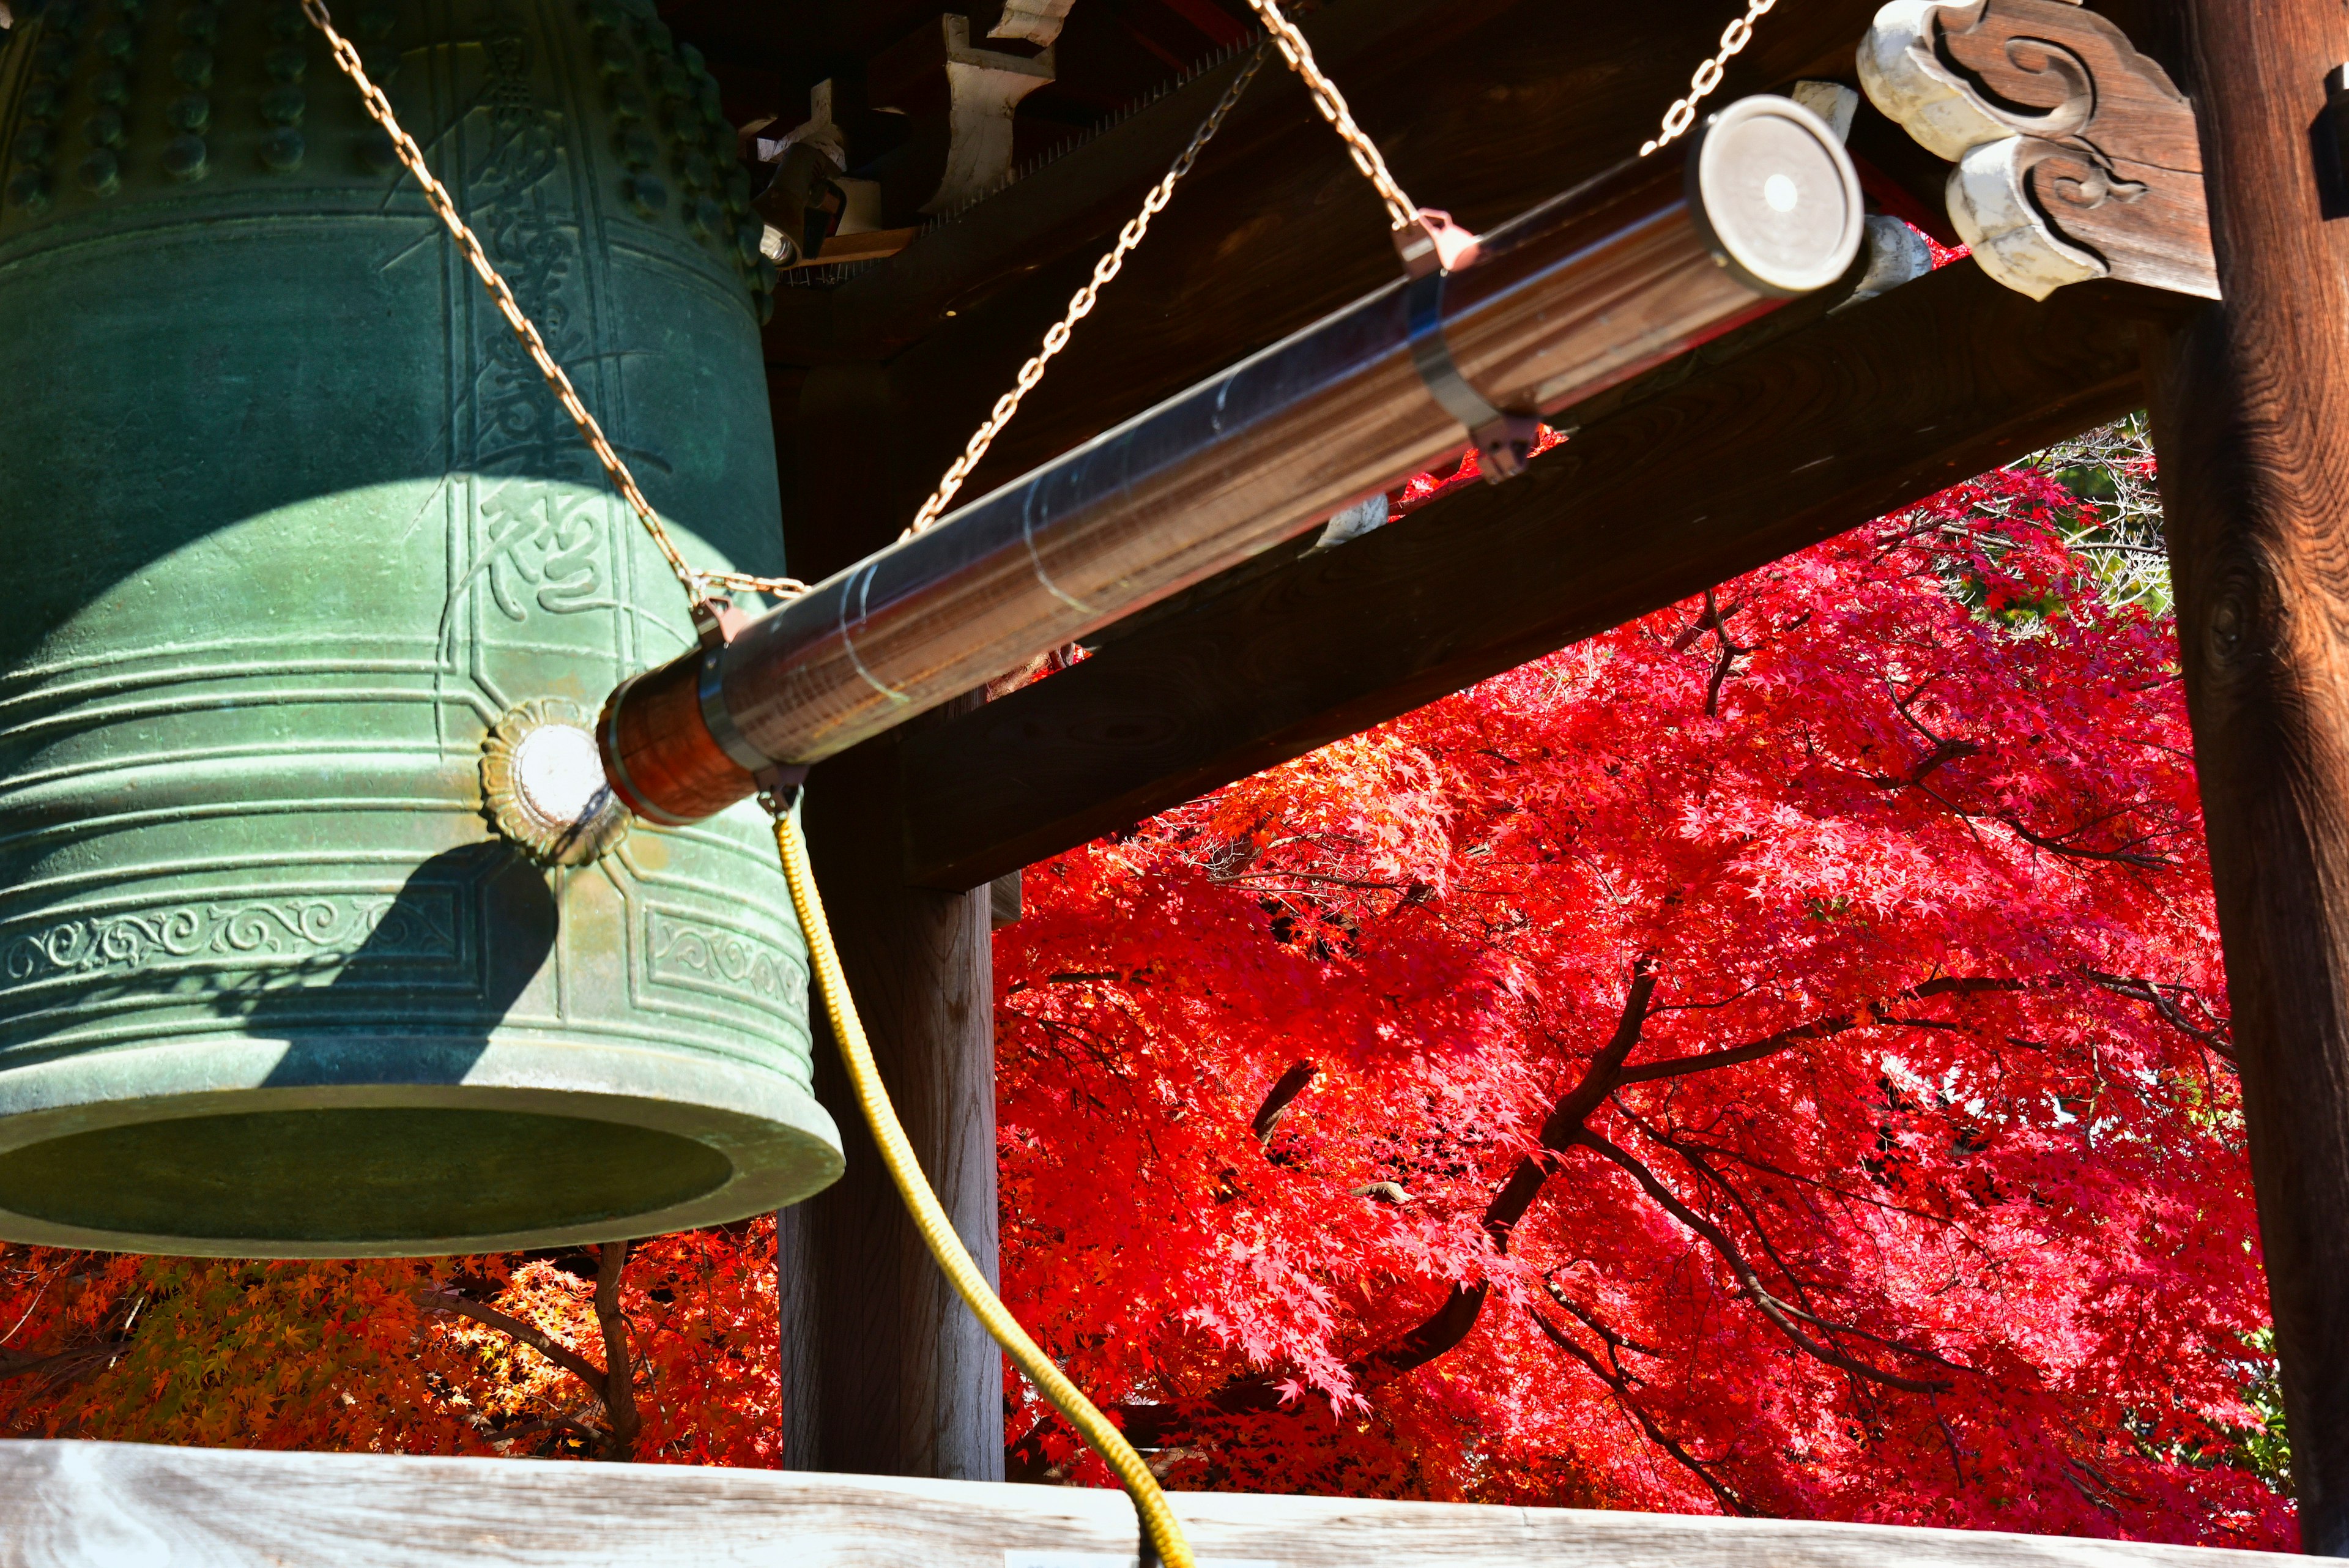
[0,438,2288,1548]
[994,456,2288,1545]
[0,1225,779,1464]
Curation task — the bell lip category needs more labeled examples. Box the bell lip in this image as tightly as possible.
[0,1036,845,1257]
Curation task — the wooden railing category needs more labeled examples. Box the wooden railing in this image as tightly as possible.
[0,1440,2286,1567]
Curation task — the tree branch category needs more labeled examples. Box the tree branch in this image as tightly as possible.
[1541,1279,1672,1373]
[1618,977,2027,1083]
[1038,960,1664,1454]
[1997,816,2176,870]
[2084,970,2236,1061]
[486,1408,604,1449]
[1036,964,2012,1455]
[1527,1307,1749,1515]
[1252,1061,1321,1141]
[0,1341,127,1385]
[416,1290,612,1404]
[1699,589,1744,718]
[1480,956,1661,1248]
[1669,593,1744,653]
[595,1241,642,1462]
[1570,1130,1953,1394]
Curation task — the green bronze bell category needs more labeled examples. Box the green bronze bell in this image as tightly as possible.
[0,0,841,1254]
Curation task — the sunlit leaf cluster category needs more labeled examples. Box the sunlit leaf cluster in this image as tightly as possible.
[996,459,2284,1545]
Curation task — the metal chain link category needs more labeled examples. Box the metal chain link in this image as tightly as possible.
[1641,0,1780,156]
[313,0,1787,600]
[1236,0,1416,231]
[301,0,805,615]
[902,42,1271,537]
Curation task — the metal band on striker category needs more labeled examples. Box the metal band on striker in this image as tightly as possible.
[1405,270,1543,482]
[699,644,782,778]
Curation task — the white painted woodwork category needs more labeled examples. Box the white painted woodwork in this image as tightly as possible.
[990,0,1079,47]
[1833,212,1939,311]
[1855,0,2219,301]
[1791,80,1860,144]
[1948,137,2106,299]
[1313,493,1391,552]
[0,1440,2298,1568]
[930,16,1056,214]
[1857,1,2037,162]
[1856,2,2094,299]
[766,79,849,167]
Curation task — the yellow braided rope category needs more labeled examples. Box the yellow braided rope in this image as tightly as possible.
[772,809,1193,1568]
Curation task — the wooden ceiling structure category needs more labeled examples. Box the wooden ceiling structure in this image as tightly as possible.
[674,0,2186,888]
[643,0,2349,1553]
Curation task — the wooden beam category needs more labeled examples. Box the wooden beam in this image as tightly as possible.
[768,0,1888,558]
[900,264,2185,892]
[2140,0,2349,1550]
[0,1437,2290,1567]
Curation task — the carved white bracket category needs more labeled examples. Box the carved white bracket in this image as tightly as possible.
[762,79,848,169]
[930,15,1056,214]
[1791,80,1860,144]
[1857,0,2219,300]
[990,0,1079,48]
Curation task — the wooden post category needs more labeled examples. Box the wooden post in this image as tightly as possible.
[775,706,1002,1480]
[771,361,1002,1481]
[2145,0,2349,1549]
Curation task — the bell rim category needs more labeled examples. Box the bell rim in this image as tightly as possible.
[0,1035,845,1256]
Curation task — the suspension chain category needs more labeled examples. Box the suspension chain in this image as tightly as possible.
[1236,0,1416,229]
[314,0,1778,590]
[902,41,1271,537]
[1641,0,1781,156]
[301,0,804,617]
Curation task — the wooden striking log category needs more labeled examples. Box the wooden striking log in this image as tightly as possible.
[900,262,2181,891]
[2140,0,2349,1550]
[608,114,1866,821]
[0,1436,2295,1567]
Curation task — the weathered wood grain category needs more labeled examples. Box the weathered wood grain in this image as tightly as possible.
[900,264,2182,891]
[1860,0,2216,300]
[0,1438,2295,1567]
[781,697,1001,1481]
[2142,0,2349,1551]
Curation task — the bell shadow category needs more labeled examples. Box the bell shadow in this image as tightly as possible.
[236,842,558,1090]
[10,842,593,1249]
